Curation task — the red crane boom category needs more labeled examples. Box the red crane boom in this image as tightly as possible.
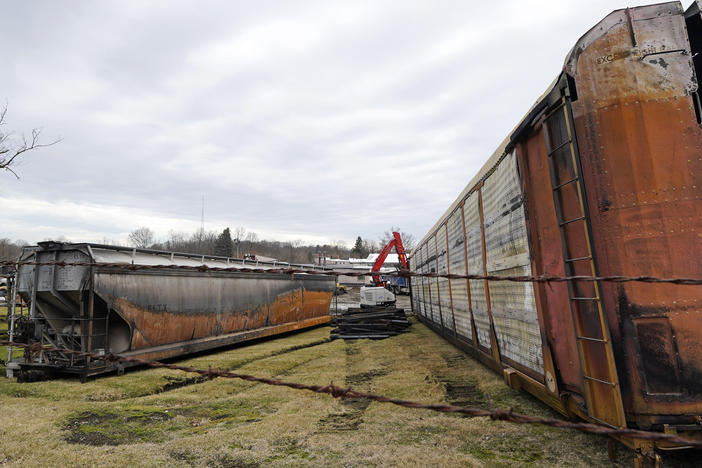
[370,231,408,285]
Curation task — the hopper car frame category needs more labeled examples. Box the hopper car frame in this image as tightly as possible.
[6,242,335,381]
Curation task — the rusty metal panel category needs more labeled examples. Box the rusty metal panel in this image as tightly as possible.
[633,317,681,395]
[436,224,453,331]
[519,130,582,393]
[409,1,702,439]
[447,207,471,340]
[94,271,331,349]
[482,151,544,375]
[14,243,334,377]
[463,191,491,350]
[566,2,702,422]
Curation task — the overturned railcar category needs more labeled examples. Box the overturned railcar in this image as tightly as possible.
[7,242,334,379]
[410,1,702,451]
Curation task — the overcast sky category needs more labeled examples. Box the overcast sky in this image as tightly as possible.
[0,1,667,248]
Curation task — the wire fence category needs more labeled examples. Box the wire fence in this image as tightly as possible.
[1,339,701,448]
[2,260,702,285]
[3,259,702,450]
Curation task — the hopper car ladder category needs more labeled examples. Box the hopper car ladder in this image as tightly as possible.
[542,95,626,429]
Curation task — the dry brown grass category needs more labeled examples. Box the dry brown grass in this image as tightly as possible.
[0,320,699,467]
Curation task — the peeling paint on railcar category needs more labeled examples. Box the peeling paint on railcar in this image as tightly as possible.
[568,2,702,426]
[410,0,702,448]
[11,243,334,378]
[109,288,332,356]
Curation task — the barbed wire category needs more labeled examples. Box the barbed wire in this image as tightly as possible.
[1,260,702,285]
[1,339,701,448]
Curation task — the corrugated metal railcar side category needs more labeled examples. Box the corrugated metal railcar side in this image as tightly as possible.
[410,1,702,449]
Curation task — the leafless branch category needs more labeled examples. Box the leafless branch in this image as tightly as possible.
[0,103,61,178]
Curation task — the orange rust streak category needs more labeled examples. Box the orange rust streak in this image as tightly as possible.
[521,127,582,393]
[128,316,331,363]
[569,7,702,421]
[112,289,333,350]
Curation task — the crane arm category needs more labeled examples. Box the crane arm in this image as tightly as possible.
[370,231,408,285]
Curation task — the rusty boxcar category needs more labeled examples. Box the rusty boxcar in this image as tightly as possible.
[6,242,334,380]
[410,1,702,453]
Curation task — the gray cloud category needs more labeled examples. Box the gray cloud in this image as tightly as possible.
[1,0,642,246]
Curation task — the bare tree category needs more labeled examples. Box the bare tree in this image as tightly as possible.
[242,231,259,255]
[361,239,378,256]
[233,226,246,242]
[0,238,25,261]
[0,103,60,178]
[379,226,416,252]
[128,227,154,248]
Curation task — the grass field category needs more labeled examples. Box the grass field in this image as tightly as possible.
[0,319,698,467]
[1,305,23,372]
[1,306,17,372]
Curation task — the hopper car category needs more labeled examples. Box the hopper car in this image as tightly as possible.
[409,1,702,454]
[6,242,334,380]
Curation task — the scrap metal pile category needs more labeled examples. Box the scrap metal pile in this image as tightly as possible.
[330,306,410,340]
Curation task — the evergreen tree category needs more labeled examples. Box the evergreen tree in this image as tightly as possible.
[214,227,233,257]
[351,236,364,258]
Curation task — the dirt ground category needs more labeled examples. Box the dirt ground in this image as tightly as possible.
[0,303,699,467]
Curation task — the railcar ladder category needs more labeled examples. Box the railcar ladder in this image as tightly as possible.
[542,95,626,429]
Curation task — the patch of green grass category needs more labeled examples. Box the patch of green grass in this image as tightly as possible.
[0,328,331,402]
[0,305,25,375]
[265,437,313,463]
[168,447,260,468]
[61,397,275,446]
[459,431,546,466]
[62,406,174,445]
[396,424,449,445]
[0,323,668,467]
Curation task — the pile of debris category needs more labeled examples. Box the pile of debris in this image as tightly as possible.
[330,307,410,340]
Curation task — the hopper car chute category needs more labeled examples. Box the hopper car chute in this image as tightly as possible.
[410,1,702,453]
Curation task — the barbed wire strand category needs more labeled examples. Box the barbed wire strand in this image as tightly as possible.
[2,260,702,285]
[1,340,701,448]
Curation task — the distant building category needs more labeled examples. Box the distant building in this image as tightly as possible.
[243,254,278,263]
[322,254,400,285]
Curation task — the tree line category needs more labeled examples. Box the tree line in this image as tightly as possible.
[0,239,26,263]
[0,226,416,264]
[350,227,416,258]
[127,225,416,264]
[128,226,351,264]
